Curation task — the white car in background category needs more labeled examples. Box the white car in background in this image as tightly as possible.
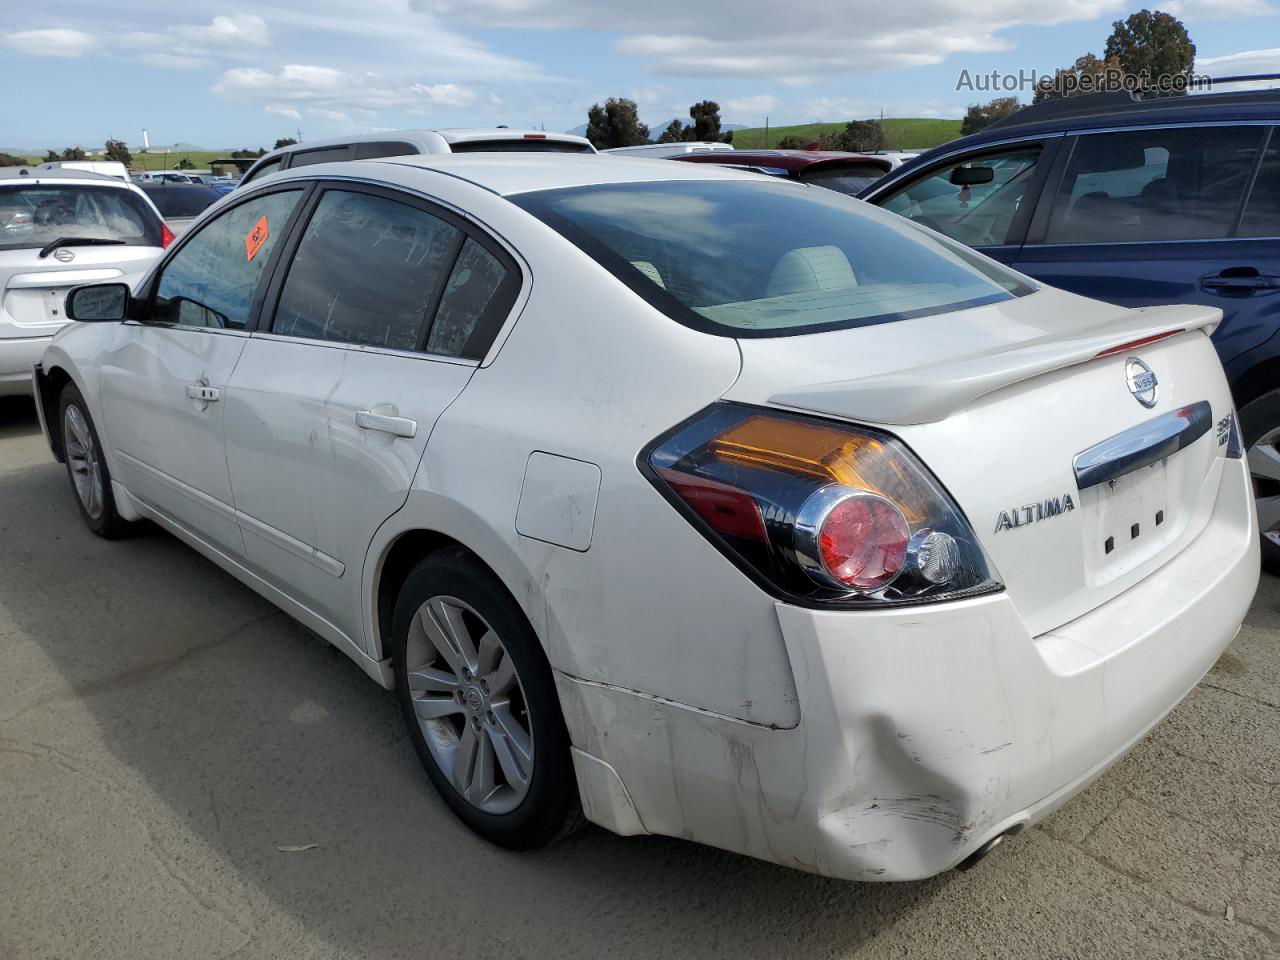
[35,155,1258,880]
[604,142,735,158]
[0,167,170,396]
[237,128,597,188]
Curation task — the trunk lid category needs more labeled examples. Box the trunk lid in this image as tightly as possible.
[724,287,1236,636]
[0,246,160,339]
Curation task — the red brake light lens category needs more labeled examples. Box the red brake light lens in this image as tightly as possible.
[643,404,999,606]
[160,223,176,249]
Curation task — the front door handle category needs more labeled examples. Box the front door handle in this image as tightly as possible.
[1201,268,1280,293]
[185,383,220,402]
[356,409,417,439]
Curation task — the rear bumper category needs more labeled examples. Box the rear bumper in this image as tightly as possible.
[0,336,51,396]
[561,458,1259,880]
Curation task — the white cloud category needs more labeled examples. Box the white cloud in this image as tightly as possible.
[265,104,303,121]
[139,51,212,69]
[1164,0,1273,17]
[216,63,483,117]
[2,28,95,58]
[725,94,779,116]
[173,14,269,48]
[413,0,1125,78]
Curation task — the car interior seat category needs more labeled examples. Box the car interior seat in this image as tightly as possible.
[766,246,858,298]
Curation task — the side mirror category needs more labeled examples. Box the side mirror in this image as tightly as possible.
[949,165,995,186]
[65,282,130,322]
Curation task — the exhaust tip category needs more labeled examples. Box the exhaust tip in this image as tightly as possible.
[956,827,1020,872]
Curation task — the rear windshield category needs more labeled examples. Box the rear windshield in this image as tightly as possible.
[800,164,891,196]
[450,139,593,154]
[139,184,222,218]
[512,179,1033,337]
[0,184,161,251]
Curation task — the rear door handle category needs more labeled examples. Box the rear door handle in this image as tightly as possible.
[1201,270,1280,292]
[185,383,220,402]
[356,409,417,439]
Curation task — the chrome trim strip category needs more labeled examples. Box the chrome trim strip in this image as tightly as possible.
[248,330,478,366]
[116,450,241,522]
[235,509,346,578]
[1073,401,1212,491]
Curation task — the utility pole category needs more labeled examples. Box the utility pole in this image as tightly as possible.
[296,126,303,143]
[764,116,769,148]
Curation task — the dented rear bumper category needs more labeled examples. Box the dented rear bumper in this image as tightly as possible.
[560,458,1258,880]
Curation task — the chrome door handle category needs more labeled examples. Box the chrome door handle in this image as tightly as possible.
[356,409,417,439]
[186,383,220,402]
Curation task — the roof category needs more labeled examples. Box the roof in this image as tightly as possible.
[671,150,894,174]
[0,166,130,185]
[358,152,770,196]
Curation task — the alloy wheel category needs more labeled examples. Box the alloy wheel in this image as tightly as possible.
[1250,424,1280,549]
[405,595,534,815]
[64,404,103,520]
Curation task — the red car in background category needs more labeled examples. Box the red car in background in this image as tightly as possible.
[670,150,894,196]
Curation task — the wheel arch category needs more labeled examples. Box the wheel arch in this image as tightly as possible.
[39,363,74,461]
[1230,351,1280,422]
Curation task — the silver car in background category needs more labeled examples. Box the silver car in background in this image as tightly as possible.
[0,167,170,395]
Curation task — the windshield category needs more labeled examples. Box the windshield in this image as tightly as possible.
[0,184,161,251]
[513,179,1033,337]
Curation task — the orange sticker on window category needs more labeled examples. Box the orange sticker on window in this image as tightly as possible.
[244,216,269,261]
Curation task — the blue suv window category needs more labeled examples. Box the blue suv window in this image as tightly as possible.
[1042,127,1267,244]
[1239,136,1280,238]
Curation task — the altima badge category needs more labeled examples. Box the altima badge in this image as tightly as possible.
[1126,357,1158,408]
[994,495,1075,533]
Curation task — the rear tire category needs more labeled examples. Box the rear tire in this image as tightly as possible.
[390,547,581,849]
[1239,388,1280,575]
[58,382,134,540]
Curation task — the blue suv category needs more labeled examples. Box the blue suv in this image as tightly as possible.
[861,89,1280,572]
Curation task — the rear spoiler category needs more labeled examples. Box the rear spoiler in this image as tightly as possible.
[769,304,1222,426]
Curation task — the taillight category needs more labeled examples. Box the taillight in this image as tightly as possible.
[643,404,1000,606]
[160,223,176,248]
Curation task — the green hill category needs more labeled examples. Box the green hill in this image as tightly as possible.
[732,117,962,151]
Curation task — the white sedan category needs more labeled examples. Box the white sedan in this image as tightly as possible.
[34,154,1259,880]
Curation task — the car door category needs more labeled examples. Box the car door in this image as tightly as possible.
[867,138,1060,265]
[223,182,521,643]
[98,184,309,556]
[1012,124,1280,372]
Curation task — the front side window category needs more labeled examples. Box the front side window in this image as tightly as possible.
[151,189,302,329]
[242,158,282,184]
[877,147,1041,247]
[288,145,355,168]
[514,179,1033,337]
[1042,126,1266,244]
[0,185,161,251]
[272,190,461,351]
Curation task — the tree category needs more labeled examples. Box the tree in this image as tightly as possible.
[1034,53,1123,102]
[960,97,1022,136]
[1104,9,1195,96]
[656,120,686,144]
[230,147,266,158]
[687,100,728,142]
[43,150,59,163]
[104,138,132,166]
[176,157,195,170]
[0,152,29,166]
[585,98,650,149]
[776,135,813,149]
[61,146,87,161]
[838,119,887,152]
[274,137,298,150]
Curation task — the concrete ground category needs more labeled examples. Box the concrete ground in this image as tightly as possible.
[1,393,1277,960]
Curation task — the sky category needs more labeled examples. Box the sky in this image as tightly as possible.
[1,0,1278,150]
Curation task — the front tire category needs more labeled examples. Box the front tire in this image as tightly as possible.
[1240,388,1280,575]
[390,548,581,849]
[58,383,134,539]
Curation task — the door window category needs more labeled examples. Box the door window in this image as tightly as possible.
[151,189,302,329]
[427,237,512,357]
[272,190,461,351]
[241,157,283,184]
[1042,126,1266,244]
[1239,134,1280,238]
[877,147,1041,246]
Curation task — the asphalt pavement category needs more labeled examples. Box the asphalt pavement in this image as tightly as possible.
[1,393,1277,960]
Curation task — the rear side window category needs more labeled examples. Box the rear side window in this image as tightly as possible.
[0,185,161,251]
[272,190,461,351]
[289,145,356,168]
[449,139,593,154]
[242,157,283,184]
[1239,134,1280,238]
[515,179,1033,337]
[355,141,418,160]
[427,238,514,356]
[152,189,302,329]
[1042,127,1266,244]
